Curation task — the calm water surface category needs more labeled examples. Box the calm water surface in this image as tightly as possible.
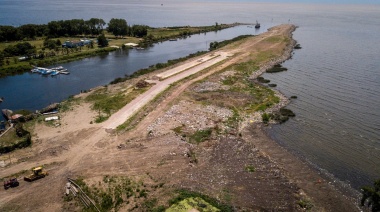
[0,0,379,190]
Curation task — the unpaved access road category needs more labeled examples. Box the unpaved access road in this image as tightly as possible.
[104,52,231,129]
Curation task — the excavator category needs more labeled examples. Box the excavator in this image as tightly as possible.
[24,167,48,182]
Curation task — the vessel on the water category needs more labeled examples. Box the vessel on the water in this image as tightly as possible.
[31,66,70,76]
[255,20,260,29]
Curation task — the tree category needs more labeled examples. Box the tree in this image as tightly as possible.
[0,51,4,66]
[361,179,380,212]
[86,18,105,35]
[97,34,108,47]
[43,39,57,50]
[108,18,128,36]
[131,25,148,37]
[0,26,20,42]
[18,24,38,39]
[56,39,61,46]
[47,21,62,37]
[3,42,36,57]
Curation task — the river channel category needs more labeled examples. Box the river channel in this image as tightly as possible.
[0,25,266,121]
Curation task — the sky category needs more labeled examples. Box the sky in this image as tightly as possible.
[203,0,379,4]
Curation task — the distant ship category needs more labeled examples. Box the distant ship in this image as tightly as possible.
[255,21,260,29]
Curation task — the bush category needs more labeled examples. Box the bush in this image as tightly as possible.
[266,64,287,73]
[262,113,270,124]
[168,189,233,212]
[245,165,255,172]
[257,76,270,83]
[0,125,31,154]
[280,108,295,117]
[361,179,380,212]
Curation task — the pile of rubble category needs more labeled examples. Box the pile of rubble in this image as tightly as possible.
[192,81,229,93]
[147,100,233,137]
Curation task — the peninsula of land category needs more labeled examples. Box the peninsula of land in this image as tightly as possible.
[0,24,360,211]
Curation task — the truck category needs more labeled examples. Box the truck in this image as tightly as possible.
[4,178,19,189]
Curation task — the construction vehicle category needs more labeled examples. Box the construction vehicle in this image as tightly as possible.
[24,167,48,182]
[4,178,19,189]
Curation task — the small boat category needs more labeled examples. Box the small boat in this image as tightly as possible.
[255,21,261,29]
[51,71,60,76]
[169,38,177,41]
[41,70,52,75]
[59,71,70,75]
[31,68,39,73]
[0,97,3,103]
[52,66,64,70]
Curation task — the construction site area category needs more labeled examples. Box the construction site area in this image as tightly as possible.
[0,25,359,212]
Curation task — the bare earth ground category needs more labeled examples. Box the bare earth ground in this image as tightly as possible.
[0,25,361,211]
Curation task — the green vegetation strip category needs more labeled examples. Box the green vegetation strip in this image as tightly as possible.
[0,125,31,154]
[85,87,148,123]
[169,190,233,212]
[69,176,166,212]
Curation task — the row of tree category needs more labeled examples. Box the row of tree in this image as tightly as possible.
[0,18,149,42]
[108,18,148,37]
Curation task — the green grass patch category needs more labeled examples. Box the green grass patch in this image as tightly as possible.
[297,198,313,211]
[189,128,213,143]
[70,175,159,212]
[167,197,220,212]
[85,87,147,122]
[226,108,241,128]
[0,126,31,154]
[245,165,256,173]
[168,189,233,212]
[172,125,184,134]
[264,36,284,43]
[59,95,82,112]
[148,24,235,42]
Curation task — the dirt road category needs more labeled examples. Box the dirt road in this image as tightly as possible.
[104,52,231,129]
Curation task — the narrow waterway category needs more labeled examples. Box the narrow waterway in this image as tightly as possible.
[0,25,266,120]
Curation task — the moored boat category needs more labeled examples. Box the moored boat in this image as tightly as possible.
[51,71,60,76]
[52,66,64,70]
[255,20,260,29]
[59,69,70,75]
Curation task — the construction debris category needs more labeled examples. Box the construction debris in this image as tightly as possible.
[66,178,100,212]
[135,80,150,88]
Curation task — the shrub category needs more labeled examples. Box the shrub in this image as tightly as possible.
[262,113,270,124]
[190,128,212,143]
[245,165,255,173]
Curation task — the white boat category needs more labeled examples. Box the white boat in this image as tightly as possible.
[51,71,60,76]
[59,70,70,75]
[52,66,64,70]
[41,68,53,75]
